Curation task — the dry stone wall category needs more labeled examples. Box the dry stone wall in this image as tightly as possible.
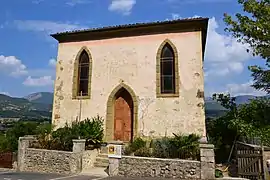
[23,148,80,175]
[17,137,98,175]
[118,156,201,179]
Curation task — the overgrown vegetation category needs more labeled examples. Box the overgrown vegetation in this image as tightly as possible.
[0,115,104,152]
[0,121,41,152]
[124,133,201,160]
[33,115,104,151]
[207,94,270,163]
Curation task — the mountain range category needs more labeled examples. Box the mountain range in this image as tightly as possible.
[0,92,52,120]
[0,92,268,120]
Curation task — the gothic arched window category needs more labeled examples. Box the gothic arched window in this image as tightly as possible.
[72,47,92,99]
[156,39,179,97]
[160,43,175,94]
[77,50,90,96]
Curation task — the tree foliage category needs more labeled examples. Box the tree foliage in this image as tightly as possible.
[33,115,104,151]
[0,115,104,152]
[0,121,40,152]
[224,0,270,93]
[208,93,270,163]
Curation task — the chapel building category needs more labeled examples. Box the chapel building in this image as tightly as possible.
[51,18,209,142]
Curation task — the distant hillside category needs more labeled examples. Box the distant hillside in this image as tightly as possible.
[204,94,269,118]
[0,91,268,120]
[0,93,52,120]
[24,92,53,105]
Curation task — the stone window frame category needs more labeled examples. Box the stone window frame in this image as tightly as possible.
[72,46,93,99]
[156,39,180,98]
[105,83,138,142]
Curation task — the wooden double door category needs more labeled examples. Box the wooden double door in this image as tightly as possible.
[114,88,133,142]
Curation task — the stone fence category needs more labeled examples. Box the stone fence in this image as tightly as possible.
[17,136,98,175]
[108,141,215,180]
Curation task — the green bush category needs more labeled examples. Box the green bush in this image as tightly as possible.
[34,115,104,151]
[152,137,171,158]
[129,137,146,152]
[152,134,200,160]
[169,133,200,160]
[215,169,223,178]
[1,121,40,152]
[134,147,152,157]
[124,133,200,160]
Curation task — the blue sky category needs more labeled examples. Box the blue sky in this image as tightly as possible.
[0,0,266,97]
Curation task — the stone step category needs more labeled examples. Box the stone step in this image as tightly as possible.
[96,157,109,164]
[94,161,109,168]
[100,146,108,154]
[98,153,108,158]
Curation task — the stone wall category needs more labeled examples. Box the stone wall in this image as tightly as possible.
[23,148,80,175]
[82,149,99,171]
[17,137,98,175]
[108,141,215,180]
[118,156,201,179]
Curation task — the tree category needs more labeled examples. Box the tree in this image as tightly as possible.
[224,0,270,93]
[208,93,270,163]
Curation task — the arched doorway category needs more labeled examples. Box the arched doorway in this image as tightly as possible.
[105,83,138,142]
[114,88,133,142]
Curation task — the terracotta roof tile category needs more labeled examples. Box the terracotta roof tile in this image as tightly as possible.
[51,17,208,36]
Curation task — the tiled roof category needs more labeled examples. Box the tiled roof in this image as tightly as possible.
[51,17,208,36]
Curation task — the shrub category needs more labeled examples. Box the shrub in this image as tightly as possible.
[34,115,104,151]
[124,133,200,160]
[3,121,40,152]
[129,137,147,152]
[169,133,200,160]
[134,147,152,157]
[123,137,147,156]
[152,137,172,158]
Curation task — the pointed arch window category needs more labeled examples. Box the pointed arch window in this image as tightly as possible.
[72,47,92,99]
[160,44,175,93]
[156,40,179,97]
[78,50,89,96]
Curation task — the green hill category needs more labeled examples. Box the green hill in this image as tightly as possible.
[24,92,53,105]
[0,94,52,120]
[1,92,267,121]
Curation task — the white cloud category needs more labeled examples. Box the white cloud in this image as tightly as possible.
[23,76,54,87]
[226,80,266,96]
[204,17,251,78]
[108,0,136,15]
[32,0,91,6]
[48,58,57,67]
[0,55,28,77]
[14,20,87,34]
[171,13,181,20]
[205,80,266,97]
[0,91,10,96]
[65,0,91,6]
[168,15,250,78]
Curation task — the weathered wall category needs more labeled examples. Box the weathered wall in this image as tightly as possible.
[23,148,81,175]
[118,156,201,179]
[17,137,93,175]
[82,149,99,171]
[52,31,206,137]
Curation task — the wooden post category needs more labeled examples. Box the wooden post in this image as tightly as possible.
[261,142,269,180]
